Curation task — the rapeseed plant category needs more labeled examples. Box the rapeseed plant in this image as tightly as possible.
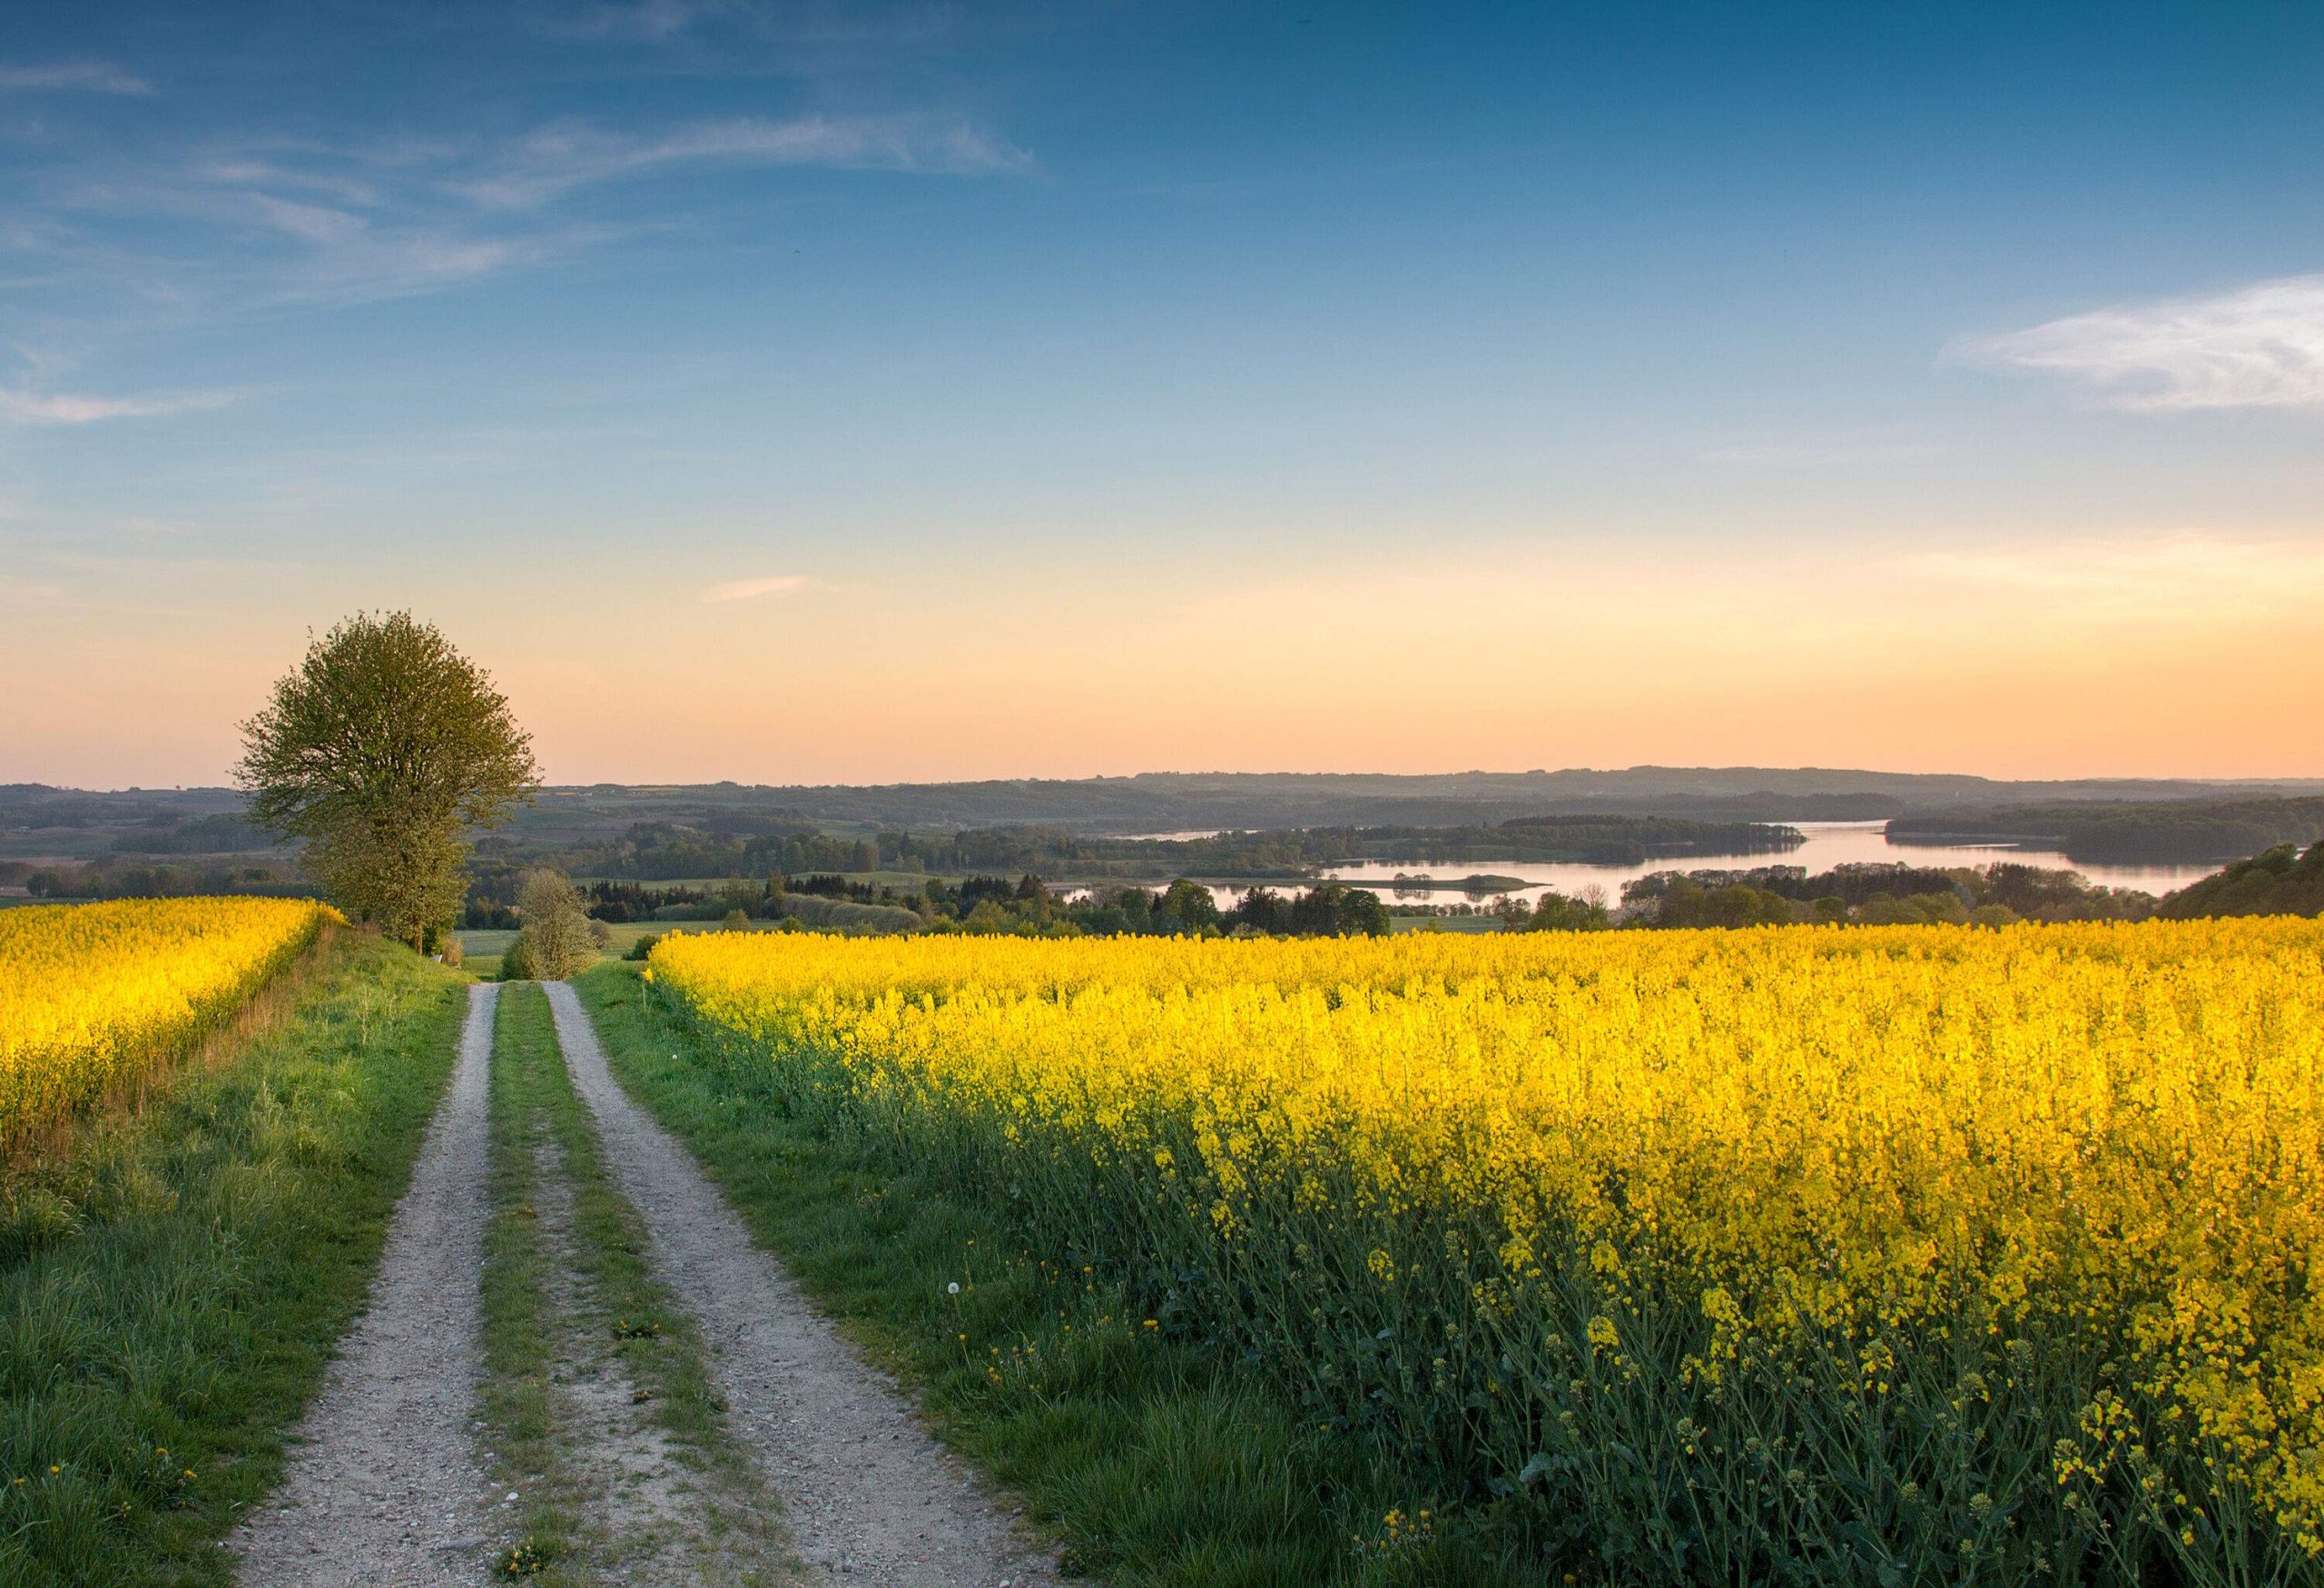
[0,897,335,1143]
[652,920,2324,1583]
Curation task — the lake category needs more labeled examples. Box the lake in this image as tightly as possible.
[1108,822,2222,911]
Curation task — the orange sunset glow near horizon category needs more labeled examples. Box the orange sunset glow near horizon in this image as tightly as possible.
[11,526,2320,788]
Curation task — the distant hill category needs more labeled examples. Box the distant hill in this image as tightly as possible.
[489,768,2320,841]
[10,769,2320,852]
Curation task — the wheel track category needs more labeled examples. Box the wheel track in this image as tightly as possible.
[234,982,500,1588]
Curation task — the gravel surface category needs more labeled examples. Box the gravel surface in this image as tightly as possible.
[235,983,501,1588]
[544,981,1058,1588]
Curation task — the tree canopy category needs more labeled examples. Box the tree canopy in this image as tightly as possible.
[2157,842,2324,920]
[236,612,539,948]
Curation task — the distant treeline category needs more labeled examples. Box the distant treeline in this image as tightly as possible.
[535,847,2323,944]
[105,813,279,855]
[1886,796,2324,864]
[3,855,305,900]
[1610,861,2161,931]
[518,814,1803,884]
[603,872,1392,941]
[544,823,883,881]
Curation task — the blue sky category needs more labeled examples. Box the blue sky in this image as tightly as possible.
[5,2,2322,785]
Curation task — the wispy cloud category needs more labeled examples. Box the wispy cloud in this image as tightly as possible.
[522,0,965,47]
[534,0,730,41]
[0,387,236,425]
[10,104,1029,314]
[194,159,382,207]
[463,115,1033,207]
[1960,272,2324,412]
[247,193,372,244]
[1901,531,2324,617]
[1699,439,1938,468]
[0,60,152,95]
[55,171,548,305]
[702,573,813,603]
[261,220,536,304]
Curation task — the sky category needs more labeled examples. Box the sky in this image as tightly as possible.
[5,0,2322,788]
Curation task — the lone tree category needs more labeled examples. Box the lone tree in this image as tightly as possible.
[237,612,540,950]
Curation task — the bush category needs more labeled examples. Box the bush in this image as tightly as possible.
[507,869,596,981]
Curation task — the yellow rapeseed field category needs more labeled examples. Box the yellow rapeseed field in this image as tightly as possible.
[652,919,2324,1582]
[0,896,337,1144]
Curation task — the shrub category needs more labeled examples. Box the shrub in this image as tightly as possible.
[507,869,596,981]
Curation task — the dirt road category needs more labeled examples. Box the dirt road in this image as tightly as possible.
[231,977,1053,1585]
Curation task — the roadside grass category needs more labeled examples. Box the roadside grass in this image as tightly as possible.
[0,932,468,1588]
[482,982,786,1583]
[575,963,1538,1588]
